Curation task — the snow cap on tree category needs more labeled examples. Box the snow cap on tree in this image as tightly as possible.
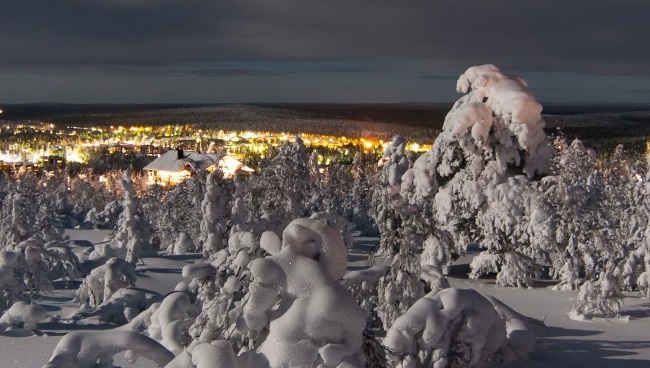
[454,64,552,176]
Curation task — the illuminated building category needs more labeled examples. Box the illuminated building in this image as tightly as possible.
[143,149,253,186]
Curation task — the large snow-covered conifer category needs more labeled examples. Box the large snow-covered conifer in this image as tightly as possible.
[400,64,554,285]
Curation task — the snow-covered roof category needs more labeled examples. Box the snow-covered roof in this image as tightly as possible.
[144,150,251,175]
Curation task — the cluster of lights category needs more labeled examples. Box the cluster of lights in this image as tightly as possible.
[0,118,432,169]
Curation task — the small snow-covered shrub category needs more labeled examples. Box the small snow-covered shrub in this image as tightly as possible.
[0,250,27,307]
[75,257,137,307]
[42,330,174,368]
[147,291,196,354]
[384,288,537,368]
[72,287,161,325]
[0,301,48,335]
[169,231,196,255]
[570,269,624,320]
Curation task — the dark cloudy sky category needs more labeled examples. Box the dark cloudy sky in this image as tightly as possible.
[1,0,649,104]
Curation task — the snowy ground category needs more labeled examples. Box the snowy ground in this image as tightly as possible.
[1,230,649,367]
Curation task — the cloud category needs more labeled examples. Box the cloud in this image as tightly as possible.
[189,68,284,78]
[0,0,648,76]
[1,0,649,103]
[419,75,457,81]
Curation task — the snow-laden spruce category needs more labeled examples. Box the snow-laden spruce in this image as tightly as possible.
[245,137,312,218]
[400,64,554,286]
[541,139,637,317]
[109,170,154,264]
[199,165,231,258]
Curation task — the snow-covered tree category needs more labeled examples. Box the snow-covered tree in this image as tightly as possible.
[399,65,554,286]
[615,148,650,298]
[199,168,231,258]
[240,217,365,367]
[247,137,312,219]
[229,173,251,234]
[542,138,600,291]
[112,169,153,264]
[348,150,375,235]
[306,149,325,213]
[470,176,554,287]
[0,250,26,308]
[0,174,43,246]
[570,268,624,320]
[143,174,205,251]
[370,135,410,261]
[540,139,635,316]
[169,231,196,255]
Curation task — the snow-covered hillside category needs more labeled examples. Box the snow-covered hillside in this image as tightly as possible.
[1,65,649,368]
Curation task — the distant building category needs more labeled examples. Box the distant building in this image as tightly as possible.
[38,155,66,171]
[143,149,253,186]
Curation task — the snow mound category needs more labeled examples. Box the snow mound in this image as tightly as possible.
[0,301,48,336]
[42,330,174,368]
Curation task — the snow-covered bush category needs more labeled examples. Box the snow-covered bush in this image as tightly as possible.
[68,175,121,224]
[72,287,161,325]
[384,287,537,368]
[87,200,123,230]
[186,218,271,351]
[147,291,196,354]
[42,330,174,368]
[169,231,196,255]
[75,257,137,307]
[570,269,624,319]
[0,301,48,336]
[0,235,81,300]
[376,264,425,332]
[310,211,356,250]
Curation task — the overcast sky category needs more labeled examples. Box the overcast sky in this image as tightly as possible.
[1,0,649,104]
